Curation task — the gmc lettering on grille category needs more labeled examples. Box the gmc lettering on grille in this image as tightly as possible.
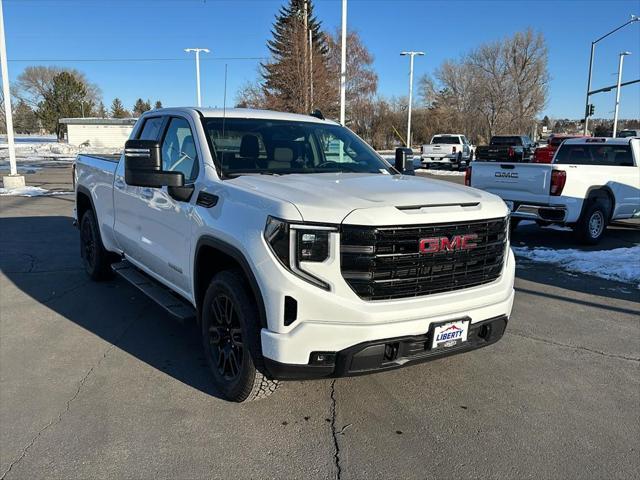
[419,234,478,253]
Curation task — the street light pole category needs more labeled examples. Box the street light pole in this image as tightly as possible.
[0,0,24,188]
[583,14,639,135]
[612,51,631,138]
[184,48,209,107]
[400,51,424,148]
[339,0,347,125]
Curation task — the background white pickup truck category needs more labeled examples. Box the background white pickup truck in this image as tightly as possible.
[421,134,473,169]
[468,137,640,243]
[74,107,515,402]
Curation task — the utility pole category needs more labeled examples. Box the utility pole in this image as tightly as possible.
[0,0,24,189]
[612,51,631,138]
[400,51,424,148]
[303,0,308,112]
[184,48,209,107]
[309,29,314,109]
[339,0,347,125]
[583,14,639,134]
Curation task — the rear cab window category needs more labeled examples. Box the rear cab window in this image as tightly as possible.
[554,144,634,166]
[490,136,522,146]
[431,136,461,145]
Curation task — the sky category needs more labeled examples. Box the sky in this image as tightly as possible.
[3,0,640,120]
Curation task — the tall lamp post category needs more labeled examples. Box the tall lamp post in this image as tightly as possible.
[184,48,209,107]
[612,51,631,138]
[0,0,24,189]
[339,0,347,125]
[583,14,639,134]
[400,51,424,148]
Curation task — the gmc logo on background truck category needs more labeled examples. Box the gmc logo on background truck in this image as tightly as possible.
[419,234,479,254]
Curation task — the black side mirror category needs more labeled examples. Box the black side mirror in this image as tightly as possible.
[124,139,184,188]
[395,147,415,175]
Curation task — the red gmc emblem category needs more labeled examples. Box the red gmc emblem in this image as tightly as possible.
[419,234,478,253]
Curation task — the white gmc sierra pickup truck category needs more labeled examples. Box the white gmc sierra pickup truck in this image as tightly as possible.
[468,137,640,244]
[421,134,474,169]
[74,108,515,402]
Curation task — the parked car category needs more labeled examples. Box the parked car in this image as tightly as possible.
[533,134,589,163]
[475,135,536,163]
[74,107,515,402]
[617,129,640,138]
[467,137,640,243]
[421,134,473,169]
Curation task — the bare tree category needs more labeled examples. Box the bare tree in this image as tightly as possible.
[16,66,102,110]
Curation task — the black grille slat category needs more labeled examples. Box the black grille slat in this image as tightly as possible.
[341,218,507,301]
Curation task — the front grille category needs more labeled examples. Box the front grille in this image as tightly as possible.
[340,218,507,301]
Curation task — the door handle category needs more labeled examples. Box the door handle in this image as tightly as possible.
[141,188,154,200]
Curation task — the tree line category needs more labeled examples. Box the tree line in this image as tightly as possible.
[237,0,553,148]
[0,66,163,138]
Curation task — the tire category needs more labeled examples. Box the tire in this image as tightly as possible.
[201,270,279,402]
[80,209,113,281]
[575,200,609,245]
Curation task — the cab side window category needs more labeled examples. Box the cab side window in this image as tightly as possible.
[138,117,164,141]
[161,118,199,183]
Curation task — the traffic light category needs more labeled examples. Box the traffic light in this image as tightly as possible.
[586,104,595,117]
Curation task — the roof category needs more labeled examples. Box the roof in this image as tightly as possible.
[152,107,339,125]
[563,137,637,145]
[59,117,138,125]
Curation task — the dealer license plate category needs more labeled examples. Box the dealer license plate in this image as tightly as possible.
[431,319,470,349]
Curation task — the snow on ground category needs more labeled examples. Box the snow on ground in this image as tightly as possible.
[0,140,120,165]
[0,186,73,197]
[513,245,640,287]
[378,154,465,176]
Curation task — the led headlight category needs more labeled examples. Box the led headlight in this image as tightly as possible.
[264,216,336,289]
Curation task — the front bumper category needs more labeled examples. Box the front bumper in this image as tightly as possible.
[265,314,508,379]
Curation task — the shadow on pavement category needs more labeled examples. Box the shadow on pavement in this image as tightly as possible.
[0,214,223,399]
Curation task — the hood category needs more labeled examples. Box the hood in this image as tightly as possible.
[230,172,507,225]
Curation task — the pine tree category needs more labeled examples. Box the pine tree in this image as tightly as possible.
[262,0,337,116]
[111,98,130,118]
[96,101,108,118]
[154,100,163,109]
[14,100,40,134]
[132,98,151,116]
[36,71,87,138]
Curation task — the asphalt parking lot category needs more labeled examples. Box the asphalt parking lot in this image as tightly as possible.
[1,165,639,479]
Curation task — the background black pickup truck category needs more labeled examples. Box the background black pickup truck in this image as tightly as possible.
[475,135,535,162]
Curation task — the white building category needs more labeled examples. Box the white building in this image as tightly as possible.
[59,118,137,148]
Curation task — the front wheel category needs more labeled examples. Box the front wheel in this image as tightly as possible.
[201,270,279,402]
[575,201,609,244]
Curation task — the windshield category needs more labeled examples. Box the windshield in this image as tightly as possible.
[431,136,460,145]
[491,136,522,146]
[554,144,633,166]
[201,118,391,176]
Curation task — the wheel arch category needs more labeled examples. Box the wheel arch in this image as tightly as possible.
[194,236,268,329]
[582,186,616,221]
[76,184,95,225]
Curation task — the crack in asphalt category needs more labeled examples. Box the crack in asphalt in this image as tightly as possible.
[507,331,640,362]
[329,379,343,480]
[40,279,90,305]
[0,310,141,480]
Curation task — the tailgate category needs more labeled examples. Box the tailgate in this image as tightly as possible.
[423,144,452,155]
[471,163,552,204]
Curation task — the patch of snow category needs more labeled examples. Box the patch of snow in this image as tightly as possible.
[0,141,121,165]
[0,186,50,197]
[513,245,640,287]
[415,168,465,177]
[0,185,74,197]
